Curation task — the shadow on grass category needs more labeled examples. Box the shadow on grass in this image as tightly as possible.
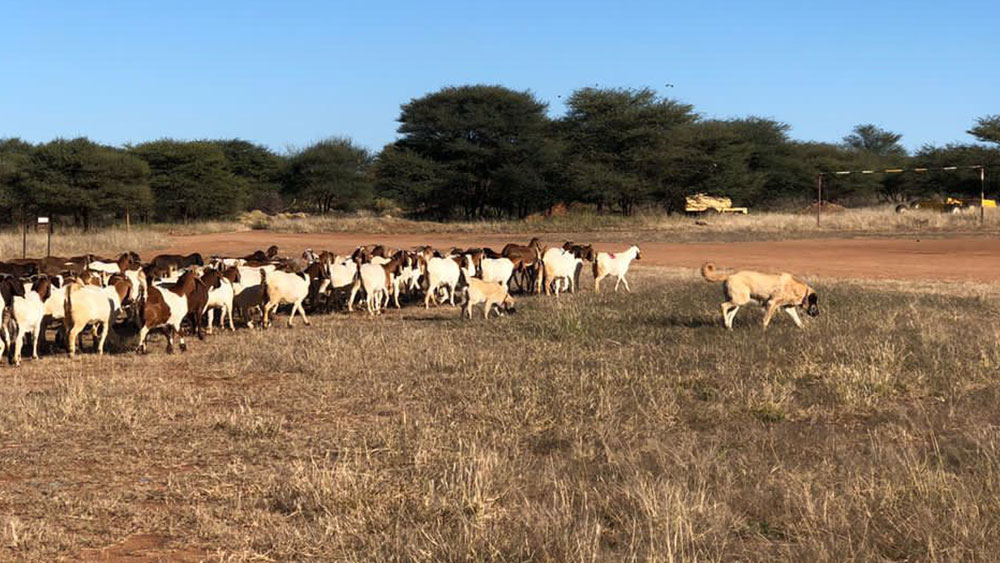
[654,314,720,329]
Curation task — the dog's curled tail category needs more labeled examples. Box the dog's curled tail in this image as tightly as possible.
[700,262,728,283]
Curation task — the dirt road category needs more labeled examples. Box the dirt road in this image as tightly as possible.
[153,231,1000,283]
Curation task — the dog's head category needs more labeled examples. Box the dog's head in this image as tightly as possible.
[502,294,516,315]
[803,291,819,317]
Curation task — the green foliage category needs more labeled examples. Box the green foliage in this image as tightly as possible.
[968,115,1000,145]
[843,124,907,157]
[559,87,696,215]
[0,139,34,220]
[387,84,558,219]
[908,144,999,199]
[130,140,247,221]
[11,138,152,229]
[3,89,1000,224]
[373,145,443,215]
[211,139,285,212]
[283,138,373,213]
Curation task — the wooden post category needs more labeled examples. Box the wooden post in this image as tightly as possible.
[981,166,987,226]
[21,220,26,259]
[125,206,131,232]
[47,222,52,257]
[816,174,823,226]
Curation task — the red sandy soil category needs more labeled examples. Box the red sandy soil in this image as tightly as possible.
[152,231,1000,283]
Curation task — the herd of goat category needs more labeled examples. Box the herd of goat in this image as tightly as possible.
[0,238,642,365]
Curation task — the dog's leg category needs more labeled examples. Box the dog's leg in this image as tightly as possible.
[762,302,779,330]
[784,306,803,328]
[721,303,738,329]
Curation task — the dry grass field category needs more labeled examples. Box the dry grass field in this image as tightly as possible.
[2,267,999,560]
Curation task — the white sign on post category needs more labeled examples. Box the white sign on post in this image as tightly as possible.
[37,217,49,224]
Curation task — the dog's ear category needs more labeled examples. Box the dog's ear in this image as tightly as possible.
[808,293,818,306]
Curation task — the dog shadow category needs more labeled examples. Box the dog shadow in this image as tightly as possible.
[655,314,719,328]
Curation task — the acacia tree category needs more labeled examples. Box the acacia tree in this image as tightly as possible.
[211,139,286,212]
[558,87,696,215]
[909,143,1000,199]
[843,124,906,157]
[968,115,1000,145]
[388,85,557,219]
[21,138,151,229]
[373,145,442,215]
[283,138,373,213]
[841,124,909,202]
[130,140,246,221]
[0,139,34,222]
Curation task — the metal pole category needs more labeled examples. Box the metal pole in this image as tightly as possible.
[981,166,986,226]
[816,174,823,226]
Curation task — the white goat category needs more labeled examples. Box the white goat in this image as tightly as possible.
[64,277,132,357]
[204,277,236,333]
[326,258,360,311]
[593,245,642,292]
[479,257,515,291]
[232,265,276,325]
[11,279,51,365]
[261,270,310,327]
[237,264,277,288]
[423,256,461,308]
[355,263,388,315]
[542,248,582,296]
[124,268,147,303]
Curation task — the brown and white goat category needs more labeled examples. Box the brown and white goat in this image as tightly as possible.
[137,272,194,353]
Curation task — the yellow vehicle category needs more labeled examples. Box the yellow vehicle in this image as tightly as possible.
[685,193,748,214]
[909,197,996,214]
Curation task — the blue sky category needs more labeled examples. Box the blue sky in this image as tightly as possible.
[2,0,997,153]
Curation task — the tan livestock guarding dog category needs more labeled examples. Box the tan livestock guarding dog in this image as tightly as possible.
[701,263,819,330]
[462,276,516,319]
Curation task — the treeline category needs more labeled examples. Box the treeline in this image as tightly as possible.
[1,85,999,227]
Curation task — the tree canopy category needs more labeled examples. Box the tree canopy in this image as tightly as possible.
[129,140,246,221]
[283,138,373,213]
[381,85,558,219]
[1,89,997,227]
[968,115,1000,145]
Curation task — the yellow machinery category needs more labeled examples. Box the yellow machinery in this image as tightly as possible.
[911,197,996,213]
[685,193,748,214]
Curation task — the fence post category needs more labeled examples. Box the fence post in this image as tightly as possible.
[816,174,823,226]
